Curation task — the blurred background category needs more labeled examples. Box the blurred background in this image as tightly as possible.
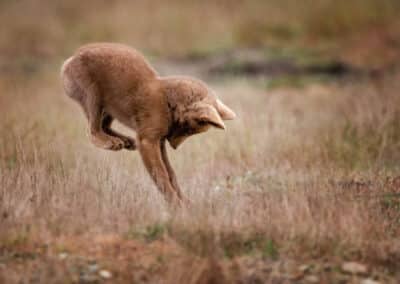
[1,0,400,81]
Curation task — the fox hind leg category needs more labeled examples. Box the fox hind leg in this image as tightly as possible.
[62,59,125,151]
[83,91,126,151]
[102,114,136,150]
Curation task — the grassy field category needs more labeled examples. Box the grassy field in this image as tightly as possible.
[1,0,400,283]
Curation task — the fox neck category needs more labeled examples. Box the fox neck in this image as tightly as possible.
[158,77,189,124]
[158,77,193,148]
[164,95,192,148]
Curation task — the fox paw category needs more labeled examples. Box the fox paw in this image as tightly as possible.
[91,135,125,151]
[104,136,125,151]
[121,136,136,150]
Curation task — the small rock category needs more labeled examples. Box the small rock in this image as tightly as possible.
[58,253,68,260]
[361,279,380,284]
[214,185,222,192]
[304,275,319,283]
[341,261,368,275]
[298,264,311,273]
[99,270,112,279]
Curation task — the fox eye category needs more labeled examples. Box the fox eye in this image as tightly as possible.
[196,120,210,127]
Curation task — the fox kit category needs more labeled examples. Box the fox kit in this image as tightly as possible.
[61,43,236,204]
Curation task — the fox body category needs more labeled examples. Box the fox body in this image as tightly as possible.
[61,43,236,203]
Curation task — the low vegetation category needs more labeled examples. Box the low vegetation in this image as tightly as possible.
[1,64,400,282]
[1,0,400,282]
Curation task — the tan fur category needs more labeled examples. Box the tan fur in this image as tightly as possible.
[61,43,236,204]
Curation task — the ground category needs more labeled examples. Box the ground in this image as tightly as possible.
[1,56,400,282]
[1,1,400,283]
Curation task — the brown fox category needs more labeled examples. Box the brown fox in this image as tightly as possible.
[61,43,236,204]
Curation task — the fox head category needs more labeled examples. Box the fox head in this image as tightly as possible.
[163,77,236,149]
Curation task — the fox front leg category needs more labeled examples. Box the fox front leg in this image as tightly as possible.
[138,137,182,204]
[160,140,190,204]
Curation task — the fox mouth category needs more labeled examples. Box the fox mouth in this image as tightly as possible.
[168,135,188,149]
[167,123,193,149]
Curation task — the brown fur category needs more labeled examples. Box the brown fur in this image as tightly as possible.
[61,43,236,204]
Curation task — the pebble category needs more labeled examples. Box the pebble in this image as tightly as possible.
[58,253,68,260]
[341,261,368,275]
[298,264,311,273]
[99,270,112,279]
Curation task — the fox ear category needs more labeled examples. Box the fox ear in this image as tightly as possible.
[196,103,226,130]
[216,99,236,120]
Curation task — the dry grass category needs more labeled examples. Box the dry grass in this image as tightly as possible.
[1,62,400,282]
[1,0,400,282]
